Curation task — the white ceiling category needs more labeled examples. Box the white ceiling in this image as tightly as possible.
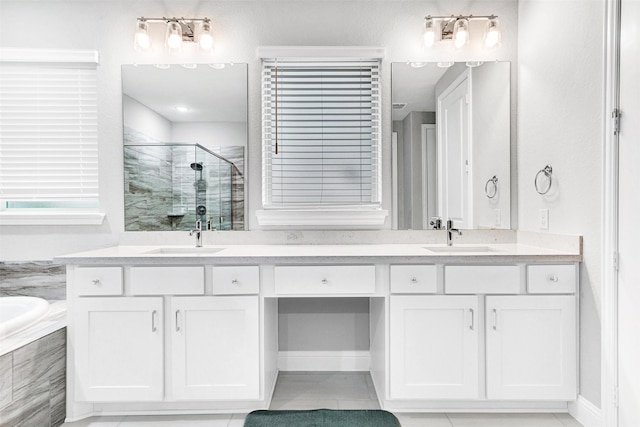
[391,63,448,122]
[122,64,247,123]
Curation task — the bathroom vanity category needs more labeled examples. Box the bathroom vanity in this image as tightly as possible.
[58,236,581,421]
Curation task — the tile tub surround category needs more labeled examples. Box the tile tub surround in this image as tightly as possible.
[0,328,66,427]
[0,261,66,300]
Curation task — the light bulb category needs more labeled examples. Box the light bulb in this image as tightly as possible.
[485,18,501,48]
[134,20,150,51]
[166,21,183,50]
[198,20,214,51]
[453,18,469,48]
[423,17,436,48]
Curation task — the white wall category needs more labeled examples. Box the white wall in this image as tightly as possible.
[517,0,604,407]
[123,95,171,141]
[0,0,518,261]
[171,122,246,150]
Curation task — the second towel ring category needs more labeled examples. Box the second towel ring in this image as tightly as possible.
[535,165,553,195]
[485,176,498,199]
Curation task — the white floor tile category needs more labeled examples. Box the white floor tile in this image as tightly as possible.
[337,399,381,409]
[269,398,340,410]
[555,413,584,426]
[118,414,231,427]
[62,416,125,426]
[226,413,247,427]
[447,413,566,427]
[394,413,453,427]
[273,372,373,401]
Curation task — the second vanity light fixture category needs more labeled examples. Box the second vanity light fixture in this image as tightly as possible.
[134,17,214,52]
[423,15,501,49]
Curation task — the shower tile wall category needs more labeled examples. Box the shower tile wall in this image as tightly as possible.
[124,127,245,231]
[0,262,66,300]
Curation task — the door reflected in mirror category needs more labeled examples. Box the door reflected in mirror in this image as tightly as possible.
[122,64,248,231]
[392,61,511,230]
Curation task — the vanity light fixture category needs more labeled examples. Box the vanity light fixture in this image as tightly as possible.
[423,14,501,49]
[133,17,215,53]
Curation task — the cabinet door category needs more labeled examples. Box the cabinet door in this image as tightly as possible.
[171,296,259,400]
[75,297,164,401]
[390,295,479,399]
[486,295,577,400]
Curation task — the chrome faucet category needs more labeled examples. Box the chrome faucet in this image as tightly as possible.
[446,219,462,246]
[189,220,203,247]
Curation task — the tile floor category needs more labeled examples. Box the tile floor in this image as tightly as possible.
[62,372,583,427]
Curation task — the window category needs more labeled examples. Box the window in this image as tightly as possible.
[0,48,103,225]
[259,56,386,228]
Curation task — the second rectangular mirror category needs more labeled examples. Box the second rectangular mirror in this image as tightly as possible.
[392,61,511,230]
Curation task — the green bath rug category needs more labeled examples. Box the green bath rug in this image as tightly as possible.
[243,409,401,427]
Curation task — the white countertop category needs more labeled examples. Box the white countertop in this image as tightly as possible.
[55,242,582,265]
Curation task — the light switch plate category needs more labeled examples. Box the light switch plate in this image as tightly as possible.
[539,208,549,230]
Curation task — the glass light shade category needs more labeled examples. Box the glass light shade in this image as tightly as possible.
[484,18,501,48]
[166,21,183,50]
[133,20,151,51]
[423,18,437,48]
[453,18,469,48]
[198,21,214,51]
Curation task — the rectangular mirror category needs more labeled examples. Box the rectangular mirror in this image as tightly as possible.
[392,61,511,230]
[122,64,247,231]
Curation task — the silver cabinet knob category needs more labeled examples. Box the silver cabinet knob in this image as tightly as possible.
[321,278,328,285]
[549,275,559,282]
[231,279,239,285]
[411,276,418,284]
[92,279,100,286]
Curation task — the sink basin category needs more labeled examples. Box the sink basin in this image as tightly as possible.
[424,246,499,253]
[144,247,225,255]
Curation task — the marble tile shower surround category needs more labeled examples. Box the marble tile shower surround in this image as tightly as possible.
[0,329,66,427]
[124,127,245,231]
[0,261,65,300]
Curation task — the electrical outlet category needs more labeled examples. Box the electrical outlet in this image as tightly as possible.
[539,209,549,230]
[494,209,501,226]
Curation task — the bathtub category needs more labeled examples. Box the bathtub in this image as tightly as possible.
[0,296,50,339]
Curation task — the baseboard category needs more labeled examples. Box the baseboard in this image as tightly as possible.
[568,396,603,427]
[278,351,370,371]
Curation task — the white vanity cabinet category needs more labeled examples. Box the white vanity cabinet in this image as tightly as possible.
[74,297,164,401]
[170,296,259,400]
[390,295,479,399]
[485,295,577,400]
[387,263,578,404]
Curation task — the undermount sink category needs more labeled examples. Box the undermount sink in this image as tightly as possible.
[424,245,499,253]
[144,247,226,255]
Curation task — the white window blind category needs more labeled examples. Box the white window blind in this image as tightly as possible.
[262,59,381,208]
[0,60,98,201]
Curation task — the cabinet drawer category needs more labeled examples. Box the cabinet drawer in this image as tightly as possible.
[274,265,375,295]
[527,264,577,294]
[130,266,204,295]
[75,267,123,296]
[445,265,520,294]
[212,266,259,295]
[390,265,437,294]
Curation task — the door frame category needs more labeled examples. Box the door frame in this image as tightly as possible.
[601,0,621,425]
[421,124,436,228]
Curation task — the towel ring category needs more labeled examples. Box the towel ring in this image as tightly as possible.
[535,165,553,195]
[485,176,498,199]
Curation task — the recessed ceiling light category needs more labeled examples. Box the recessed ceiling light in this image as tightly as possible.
[175,106,191,113]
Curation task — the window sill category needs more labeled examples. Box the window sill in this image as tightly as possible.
[256,208,388,229]
[0,210,105,226]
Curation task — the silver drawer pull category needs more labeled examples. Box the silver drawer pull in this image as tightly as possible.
[175,310,181,332]
[411,277,418,284]
[548,275,559,282]
[469,308,475,330]
[492,308,498,331]
[321,278,328,285]
[152,310,158,332]
[232,279,239,285]
[92,279,100,286]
